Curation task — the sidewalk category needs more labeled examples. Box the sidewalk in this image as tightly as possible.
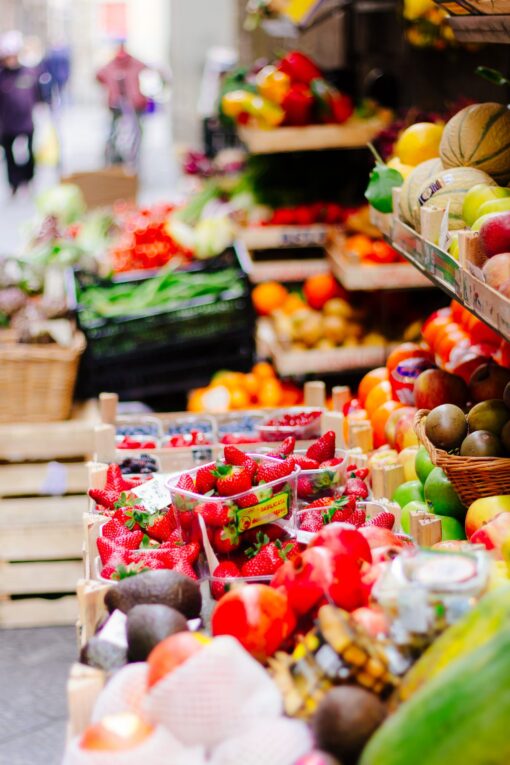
[0,101,179,256]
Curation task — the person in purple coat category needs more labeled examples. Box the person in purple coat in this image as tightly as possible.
[0,31,41,194]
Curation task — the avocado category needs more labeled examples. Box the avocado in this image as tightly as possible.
[467,399,510,436]
[460,430,503,457]
[425,404,467,451]
[104,569,202,619]
[127,604,189,662]
[312,686,387,764]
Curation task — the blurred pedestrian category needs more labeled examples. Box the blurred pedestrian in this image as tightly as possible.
[0,31,41,194]
[96,42,149,168]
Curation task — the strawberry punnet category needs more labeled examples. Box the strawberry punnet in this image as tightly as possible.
[241,533,298,578]
[195,465,217,494]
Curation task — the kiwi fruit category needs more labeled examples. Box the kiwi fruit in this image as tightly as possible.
[127,604,189,662]
[312,686,387,764]
[425,404,467,450]
[460,430,503,457]
[104,569,202,618]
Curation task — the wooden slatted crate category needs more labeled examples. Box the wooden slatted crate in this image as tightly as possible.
[0,402,99,628]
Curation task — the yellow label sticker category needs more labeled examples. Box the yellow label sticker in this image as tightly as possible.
[282,0,322,24]
[237,492,289,532]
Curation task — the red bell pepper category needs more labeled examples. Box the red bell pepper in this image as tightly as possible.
[330,92,354,124]
[281,83,314,126]
[278,51,322,85]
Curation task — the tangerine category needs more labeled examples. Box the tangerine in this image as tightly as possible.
[421,315,452,349]
[358,367,389,407]
[258,378,283,407]
[230,387,251,409]
[303,273,344,310]
[371,400,405,448]
[345,234,374,259]
[242,373,259,399]
[435,329,469,363]
[386,343,432,376]
[252,361,276,380]
[365,380,393,418]
[281,293,307,315]
[252,281,288,316]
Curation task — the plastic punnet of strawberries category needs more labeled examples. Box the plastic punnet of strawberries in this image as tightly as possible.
[88,464,199,582]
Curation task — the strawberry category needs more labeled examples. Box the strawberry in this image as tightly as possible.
[292,454,320,470]
[144,511,176,542]
[256,459,295,484]
[236,492,259,509]
[244,523,286,544]
[300,510,325,533]
[366,511,395,530]
[304,497,337,509]
[344,477,369,500]
[223,446,259,479]
[213,525,240,553]
[173,560,199,580]
[320,457,343,468]
[111,562,152,580]
[213,464,252,496]
[345,465,369,480]
[100,564,116,580]
[176,473,195,492]
[105,463,141,492]
[241,533,296,577]
[195,501,231,527]
[349,508,367,528]
[306,431,336,463]
[101,518,129,540]
[88,488,120,510]
[130,547,171,567]
[211,561,241,600]
[97,537,135,566]
[297,476,316,500]
[113,507,143,532]
[267,435,296,459]
[322,496,356,525]
[195,465,217,494]
[165,528,186,546]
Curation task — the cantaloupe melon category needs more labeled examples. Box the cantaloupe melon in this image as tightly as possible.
[415,167,496,231]
[440,103,510,184]
[399,158,443,227]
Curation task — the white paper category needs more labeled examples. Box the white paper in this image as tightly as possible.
[132,476,171,513]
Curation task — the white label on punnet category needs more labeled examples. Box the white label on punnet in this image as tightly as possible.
[132,477,171,513]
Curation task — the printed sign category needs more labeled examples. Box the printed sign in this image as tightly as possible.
[236,492,289,532]
[133,477,171,513]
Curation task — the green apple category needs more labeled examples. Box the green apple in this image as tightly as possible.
[448,234,459,260]
[401,500,429,534]
[392,479,425,509]
[415,446,435,484]
[477,197,510,219]
[435,513,467,541]
[462,184,510,227]
[424,467,466,520]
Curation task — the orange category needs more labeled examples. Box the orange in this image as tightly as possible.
[252,361,276,380]
[345,234,373,259]
[281,293,307,315]
[421,316,452,350]
[386,342,432,376]
[358,367,389,407]
[242,373,259,399]
[371,400,404,448]
[303,273,344,310]
[450,300,464,323]
[252,282,288,316]
[230,387,251,409]
[211,371,246,391]
[435,329,469,363]
[365,380,393,418]
[188,387,206,413]
[258,378,283,407]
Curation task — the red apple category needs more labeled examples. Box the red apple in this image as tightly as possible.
[385,406,416,448]
[482,253,510,291]
[309,523,372,565]
[80,713,154,751]
[465,495,510,538]
[470,512,510,559]
[449,344,496,383]
[147,632,208,688]
[479,212,510,258]
[394,410,419,451]
[469,362,510,403]
[413,368,469,410]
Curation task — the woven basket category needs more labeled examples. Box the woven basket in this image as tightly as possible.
[0,332,86,423]
[415,409,510,507]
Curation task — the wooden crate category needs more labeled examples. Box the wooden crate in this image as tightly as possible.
[0,403,99,628]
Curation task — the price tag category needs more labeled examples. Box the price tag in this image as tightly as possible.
[132,477,171,513]
[438,202,450,252]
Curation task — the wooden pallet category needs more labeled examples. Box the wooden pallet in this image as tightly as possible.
[0,403,99,628]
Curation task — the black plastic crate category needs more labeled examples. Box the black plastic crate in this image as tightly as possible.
[73,267,254,361]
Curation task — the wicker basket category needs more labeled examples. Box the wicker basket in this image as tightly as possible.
[0,332,86,423]
[415,409,510,507]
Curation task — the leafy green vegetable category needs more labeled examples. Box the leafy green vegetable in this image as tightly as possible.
[476,66,509,87]
[36,184,86,225]
[365,143,403,213]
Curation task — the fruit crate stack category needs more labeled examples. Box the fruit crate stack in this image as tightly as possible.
[0,402,98,628]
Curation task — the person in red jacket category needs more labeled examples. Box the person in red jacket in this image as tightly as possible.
[96,43,149,167]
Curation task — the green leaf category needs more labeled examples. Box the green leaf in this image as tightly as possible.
[475,66,510,87]
[365,163,403,213]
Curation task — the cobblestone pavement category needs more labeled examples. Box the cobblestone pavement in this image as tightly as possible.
[0,626,76,765]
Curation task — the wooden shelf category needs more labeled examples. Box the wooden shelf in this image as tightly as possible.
[448,15,510,44]
[238,114,390,154]
[236,239,329,284]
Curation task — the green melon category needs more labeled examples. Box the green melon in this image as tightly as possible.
[440,103,510,184]
[414,166,496,231]
[399,158,443,228]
